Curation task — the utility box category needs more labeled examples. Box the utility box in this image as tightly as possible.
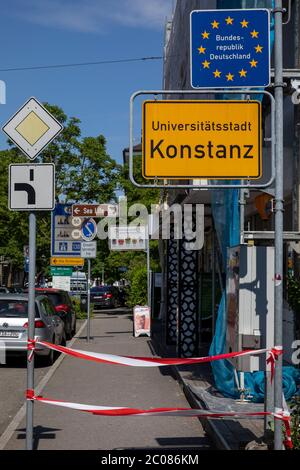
[226,245,274,372]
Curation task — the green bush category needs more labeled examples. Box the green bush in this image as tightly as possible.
[287,276,300,313]
[126,266,148,308]
[72,297,94,320]
[289,396,300,450]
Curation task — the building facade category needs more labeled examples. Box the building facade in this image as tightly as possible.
[161,0,300,366]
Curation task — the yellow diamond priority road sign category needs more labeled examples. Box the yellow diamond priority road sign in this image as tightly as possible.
[2,97,63,160]
[142,100,262,180]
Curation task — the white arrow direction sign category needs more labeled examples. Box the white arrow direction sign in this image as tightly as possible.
[9,164,55,211]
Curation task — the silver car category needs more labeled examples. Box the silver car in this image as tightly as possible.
[0,294,65,365]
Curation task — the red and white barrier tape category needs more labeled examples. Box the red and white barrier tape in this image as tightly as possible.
[274,407,293,450]
[25,390,292,449]
[27,338,36,362]
[30,340,282,380]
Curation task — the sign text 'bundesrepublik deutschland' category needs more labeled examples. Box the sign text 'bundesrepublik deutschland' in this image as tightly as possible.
[190,9,270,88]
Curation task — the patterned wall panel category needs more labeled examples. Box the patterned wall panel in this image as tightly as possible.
[166,225,178,345]
[178,209,199,357]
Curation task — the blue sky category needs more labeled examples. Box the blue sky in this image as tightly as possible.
[0,0,174,164]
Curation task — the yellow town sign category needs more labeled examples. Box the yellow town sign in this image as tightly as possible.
[142,100,262,180]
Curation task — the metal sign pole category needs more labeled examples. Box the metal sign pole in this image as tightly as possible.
[26,212,36,450]
[274,0,284,450]
[87,259,91,342]
[147,239,151,308]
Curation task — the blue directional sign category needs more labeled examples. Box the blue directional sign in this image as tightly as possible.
[51,203,82,257]
[81,218,97,242]
[190,9,270,89]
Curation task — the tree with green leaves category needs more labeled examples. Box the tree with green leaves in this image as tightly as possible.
[103,156,161,305]
[0,103,121,285]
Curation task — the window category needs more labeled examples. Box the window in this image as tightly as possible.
[0,300,39,318]
[46,300,55,316]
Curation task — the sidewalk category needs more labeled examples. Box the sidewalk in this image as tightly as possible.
[4,311,211,451]
[152,320,267,451]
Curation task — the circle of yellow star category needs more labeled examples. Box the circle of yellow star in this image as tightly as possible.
[251,30,259,38]
[225,16,234,25]
[250,59,258,68]
[255,44,263,53]
[211,20,219,29]
[239,69,247,78]
[226,73,234,82]
[241,19,249,28]
[202,31,210,39]
[213,69,221,78]
[202,60,210,69]
[198,46,206,54]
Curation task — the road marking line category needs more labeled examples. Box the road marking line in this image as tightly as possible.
[0,320,87,450]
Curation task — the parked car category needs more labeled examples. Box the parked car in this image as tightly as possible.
[0,287,10,294]
[8,286,25,294]
[0,294,65,365]
[35,288,76,340]
[90,286,122,310]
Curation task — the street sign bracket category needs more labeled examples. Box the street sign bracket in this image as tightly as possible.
[130,89,275,190]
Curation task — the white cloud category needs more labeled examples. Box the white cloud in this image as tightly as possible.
[13,0,173,33]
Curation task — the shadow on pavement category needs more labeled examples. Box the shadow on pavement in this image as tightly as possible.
[76,335,115,340]
[156,436,212,449]
[16,425,61,450]
[105,331,132,335]
[93,308,132,315]
[0,356,53,370]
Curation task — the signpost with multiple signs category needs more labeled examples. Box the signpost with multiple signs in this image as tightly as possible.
[80,241,97,343]
[2,97,64,451]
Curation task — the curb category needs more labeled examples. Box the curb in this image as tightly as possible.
[151,333,230,450]
[171,365,230,450]
[0,320,87,450]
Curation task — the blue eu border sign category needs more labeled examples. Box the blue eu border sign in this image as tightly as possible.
[190,9,270,89]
